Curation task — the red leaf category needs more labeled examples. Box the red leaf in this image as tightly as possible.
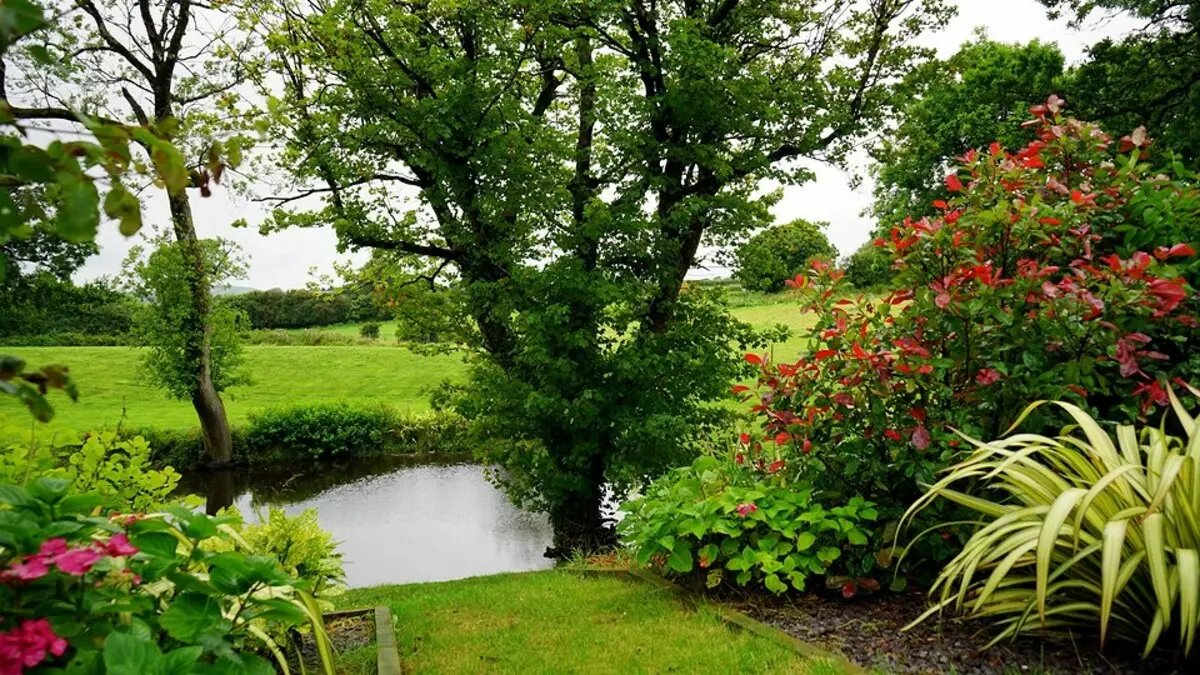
[932,199,948,210]
[916,364,933,375]
[841,582,857,599]
[813,349,838,361]
[911,426,931,450]
[731,384,750,394]
[767,459,785,473]
[802,438,812,453]
[945,174,964,192]
[935,292,951,309]
[884,429,902,442]
[739,433,751,445]
[774,432,790,445]
[851,343,869,360]
[744,353,763,365]
[989,141,1003,156]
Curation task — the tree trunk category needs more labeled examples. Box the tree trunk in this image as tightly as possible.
[545,452,613,557]
[167,189,233,466]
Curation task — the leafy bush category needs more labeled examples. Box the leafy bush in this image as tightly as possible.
[0,332,136,347]
[841,241,893,290]
[1,432,180,512]
[733,219,838,293]
[223,288,388,330]
[0,275,136,342]
[359,322,381,339]
[737,102,1199,579]
[620,455,880,596]
[133,405,474,469]
[0,478,334,674]
[903,390,1200,657]
[238,508,345,599]
[242,328,366,346]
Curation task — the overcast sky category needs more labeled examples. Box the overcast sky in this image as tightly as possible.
[73,0,1140,290]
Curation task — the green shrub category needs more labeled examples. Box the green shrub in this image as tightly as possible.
[0,332,136,346]
[1,432,181,512]
[904,390,1200,656]
[620,455,880,596]
[238,507,345,599]
[0,478,335,674]
[733,219,838,293]
[841,241,893,290]
[359,322,381,339]
[132,405,474,469]
[242,328,366,346]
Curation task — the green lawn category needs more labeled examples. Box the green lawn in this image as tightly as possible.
[1,297,819,442]
[334,570,843,674]
[0,346,467,442]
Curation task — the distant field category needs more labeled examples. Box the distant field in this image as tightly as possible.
[0,346,468,443]
[1,295,819,442]
[282,321,400,339]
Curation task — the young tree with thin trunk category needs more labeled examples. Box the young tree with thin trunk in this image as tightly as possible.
[253,0,952,548]
[6,0,256,464]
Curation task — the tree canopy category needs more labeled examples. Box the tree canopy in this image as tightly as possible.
[252,0,952,544]
[734,219,837,293]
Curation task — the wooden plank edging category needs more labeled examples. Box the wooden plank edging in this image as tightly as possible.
[323,606,404,675]
[566,566,866,675]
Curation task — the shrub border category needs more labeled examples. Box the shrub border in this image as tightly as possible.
[566,566,865,673]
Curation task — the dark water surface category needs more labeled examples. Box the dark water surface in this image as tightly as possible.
[178,455,554,588]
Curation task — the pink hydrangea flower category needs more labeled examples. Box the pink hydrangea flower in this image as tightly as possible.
[103,534,138,557]
[1,558,50,583]
[37,539,68,558]
[0,618,68,674]
[735,502,758,517]
[53,547,102,577]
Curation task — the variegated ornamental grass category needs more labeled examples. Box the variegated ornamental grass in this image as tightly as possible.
[902,386,1200,657]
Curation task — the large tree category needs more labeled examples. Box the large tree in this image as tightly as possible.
[6,0,255,464]
[868,37,1066,227]
[255,0,950,546]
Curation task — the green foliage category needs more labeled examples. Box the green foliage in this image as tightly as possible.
[241,329,365,346]
[132,406,473,469]
[869,37,1066,227]
[0,353,75,422]
[0,274,136,343]
[1,431,181,512]
[741,106,1200,582]
[620,455,879,596]
[358,322,380,339]
[734,220,839,293]
[0,209,97,283]
[237,507,345,598]
[243,403,396,459]
[0,479,335,675]
[841,241,894,290]
[224,288,387,330]
[256,0,953,545]
[905,391,1200,656]
[122,235,250,400]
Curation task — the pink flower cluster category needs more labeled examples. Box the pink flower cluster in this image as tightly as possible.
[1,535,138,583]
[735,502,758,517]
[0,619,67,675]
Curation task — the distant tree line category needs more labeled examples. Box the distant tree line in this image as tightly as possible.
[221,288,390,330]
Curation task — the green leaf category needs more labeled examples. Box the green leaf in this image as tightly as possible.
[155,646,203,675]
[667,545,693,573]
[207,654,275,675]
[0,484,32,506]
[795,531,816,551]
[28,477,71,503]
[103,184,143,236]
[10,145,55,182]
[846,529,869,546]
[159,593,229,642]
[764,573,787,595]
[54,171,101,242]
[58,493,105,515]
[103,632,161,675]
[132,532,179,560]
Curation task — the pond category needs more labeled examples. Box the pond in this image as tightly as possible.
[178,454,555,588]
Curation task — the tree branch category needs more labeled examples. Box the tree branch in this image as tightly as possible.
[78,0,155,83]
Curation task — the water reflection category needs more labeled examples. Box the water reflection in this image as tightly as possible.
[178,455,555,588]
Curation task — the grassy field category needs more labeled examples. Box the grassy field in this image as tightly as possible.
[0,346,468,442]
[1,297,815,442]
[334,570,841,674]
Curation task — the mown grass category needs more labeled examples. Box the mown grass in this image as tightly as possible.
[0,346,467,443]
[334,570,844,675]
[0,293,817,442]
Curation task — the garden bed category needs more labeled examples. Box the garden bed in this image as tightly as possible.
[731,591,1190,675]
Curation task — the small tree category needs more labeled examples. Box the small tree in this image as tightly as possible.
[123,236,249,413]
[359,322,380,339]
[842,241,894,289]
[734,220,838,293]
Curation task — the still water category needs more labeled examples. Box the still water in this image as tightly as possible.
[178,455,555,588]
